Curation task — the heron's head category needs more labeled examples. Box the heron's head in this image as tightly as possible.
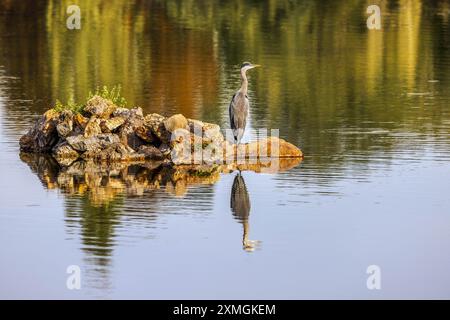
[240,62,260,72]
[243,240,262,252]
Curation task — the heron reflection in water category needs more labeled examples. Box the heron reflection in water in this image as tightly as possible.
[230,172,261,252]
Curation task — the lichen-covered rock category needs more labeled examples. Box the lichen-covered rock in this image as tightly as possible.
[112,107,130,118]
[84,118,102,138]
[19,109,59,152]
[262,137,302,158]
[19,134,35,152]
[56,110,74,138]
[164,114,188,132]
[137,145,164,160]
[118,126,144,151]
[91,142,135,162]
[159,143,171,156]
[228,137,303,159]
[20,101,303,167]
[84,95,117,118]
[66,133,120,153]
[187,118,223,146]
[96,133,121,147]
[52,141,79,166]
[188,118,220,134]
[129,107,143,118]
[143,113,170,143]
[135,125,156,143]
[187,119,204,134]
[118,110,145,151]
[66,135,101,152]
[73,113,89,131]
[202,122,221,136]
[100,117,125,133]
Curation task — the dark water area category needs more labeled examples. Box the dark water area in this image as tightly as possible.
[1,0,450,298]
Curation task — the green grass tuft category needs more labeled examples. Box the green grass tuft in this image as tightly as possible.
[88,85,127,108]
[52,95,84,114]
[52,85,128,113]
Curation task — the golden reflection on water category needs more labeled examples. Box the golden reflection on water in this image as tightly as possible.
[20,153,301,206]
[1,1,449,131]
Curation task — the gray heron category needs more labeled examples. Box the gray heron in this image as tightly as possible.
[229,62,260,145]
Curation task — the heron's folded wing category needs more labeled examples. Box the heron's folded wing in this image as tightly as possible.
[229,93,248,131]
[229,94,237,130]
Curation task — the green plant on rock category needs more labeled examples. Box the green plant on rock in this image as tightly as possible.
[53,95,84,114]
[52,85,128,114]
[88,85,127,108]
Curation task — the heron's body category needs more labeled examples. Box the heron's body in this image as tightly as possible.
[229,62,260,145]
[229,91,249,145]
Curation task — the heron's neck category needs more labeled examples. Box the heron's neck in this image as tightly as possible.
[240,69,248,94]
[243,221,249,245]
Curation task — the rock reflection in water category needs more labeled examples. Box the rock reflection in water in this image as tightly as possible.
[20,153,301,205]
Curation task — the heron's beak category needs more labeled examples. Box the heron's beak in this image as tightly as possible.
[251,64,261,68]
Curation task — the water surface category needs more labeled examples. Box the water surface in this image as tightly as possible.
[1,0,450,299]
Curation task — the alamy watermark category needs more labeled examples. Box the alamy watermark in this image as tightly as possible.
[366,265,381,290]
[66,5,81,30]
[66,265,81,290]
[367,5,381,30]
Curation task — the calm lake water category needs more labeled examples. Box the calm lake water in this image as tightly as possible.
[1,0,450,299]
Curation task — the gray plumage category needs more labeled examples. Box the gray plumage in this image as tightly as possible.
[229,62,260,144]
[230,172,250,222]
